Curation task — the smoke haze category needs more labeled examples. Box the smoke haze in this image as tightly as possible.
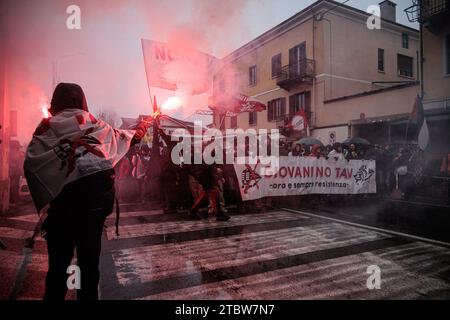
[1,0,417,145]
[2,0,253,144]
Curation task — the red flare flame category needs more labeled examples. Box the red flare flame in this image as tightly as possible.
[41,106,50,119]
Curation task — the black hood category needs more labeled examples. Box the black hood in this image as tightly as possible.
[49,83,89,115]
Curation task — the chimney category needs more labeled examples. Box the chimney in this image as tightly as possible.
[379,0,397,22]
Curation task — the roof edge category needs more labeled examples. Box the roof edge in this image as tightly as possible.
[222,0,419,63]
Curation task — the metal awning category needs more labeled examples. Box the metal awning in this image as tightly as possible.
[349,113,409,126]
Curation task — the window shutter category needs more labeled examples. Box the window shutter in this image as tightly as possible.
[272,54,281,78]
[268,101,273,121]
[271,57,276,78]
[289,95,294,116]
[281,97,286,117]
[378,48,384,71]
[305,91,311,113]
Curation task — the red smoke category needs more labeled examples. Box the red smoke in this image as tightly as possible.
[2,0,254,145]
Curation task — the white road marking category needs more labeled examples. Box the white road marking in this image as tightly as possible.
[0,227,34,239]
[106,211,308,240]
[106,209,164,220]
[8,214,40,223]
[111,223,389,285]
[283,208,450,248]
[140,242,450,300]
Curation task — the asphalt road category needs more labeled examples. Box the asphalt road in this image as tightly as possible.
[1,200,450,300]
[287,196,450,243]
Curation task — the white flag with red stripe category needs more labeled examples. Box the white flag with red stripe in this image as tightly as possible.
[24,109,135,212]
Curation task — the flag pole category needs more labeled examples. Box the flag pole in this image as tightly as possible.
[141,39,154,110]
[141,39,159,158]
[152,96,160,157]
[404,120,410,143]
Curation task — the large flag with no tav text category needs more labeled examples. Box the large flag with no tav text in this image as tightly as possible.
[141,39,220,95]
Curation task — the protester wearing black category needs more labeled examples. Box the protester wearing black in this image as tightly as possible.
[345,144,360,160]
[189,162,231,221]
[27,83,148,300]
[42,169,115,300]
[158,128,182,213]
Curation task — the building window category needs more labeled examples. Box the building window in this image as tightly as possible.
[289,92,311,116]
[402,33,409,49]
[267,98,286,121]
[231,115,237,128]
[271,53,282,78]
[249,112,257,126]
[445,34,450,75]
[378,48,385,72]
[397,54,414,77]
[289,43,306,77]
[249,65,257,86]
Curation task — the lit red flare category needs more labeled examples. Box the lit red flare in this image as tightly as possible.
[150,110,161,119]
[41,106,50,118]
[161,96,182,112]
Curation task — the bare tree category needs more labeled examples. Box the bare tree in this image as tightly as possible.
[96,107,121,127]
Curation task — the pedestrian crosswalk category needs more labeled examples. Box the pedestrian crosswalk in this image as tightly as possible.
[100,207,450,300]
[110,222,389,286]
[1,203,450,300]
[139,243,449,300]
[0,206,48,300]
[106,211,309,240]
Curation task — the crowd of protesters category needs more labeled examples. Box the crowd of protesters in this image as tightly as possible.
[278,140,449,202]
[115,126,233,221]
[115,128,450,215]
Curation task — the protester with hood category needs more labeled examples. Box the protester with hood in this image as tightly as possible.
[158,127,181,213]
[345,143,360,160]
[24,83,149,300]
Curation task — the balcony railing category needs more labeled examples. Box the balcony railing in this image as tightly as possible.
[405,0,450,24]
[275,59,315,91]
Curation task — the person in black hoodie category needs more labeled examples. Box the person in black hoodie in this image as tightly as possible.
[189,162,231,221]
[24,83,149,300]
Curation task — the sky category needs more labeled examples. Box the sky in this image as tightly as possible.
[1,0,418,144]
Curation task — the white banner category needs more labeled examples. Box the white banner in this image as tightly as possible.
[234,156,376,201]
[141,39,219,94]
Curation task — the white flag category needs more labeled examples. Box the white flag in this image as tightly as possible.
[141,39,219,95]
[418,118,429,151]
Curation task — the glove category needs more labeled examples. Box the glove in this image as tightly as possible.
[131,119,151,145]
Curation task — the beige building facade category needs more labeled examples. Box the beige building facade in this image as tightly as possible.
[212,0,420,145]
[422,22,450,110]
[405,0,450,156]
[419,1,450,111]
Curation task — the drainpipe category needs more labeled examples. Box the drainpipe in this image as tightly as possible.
[313,13,333,99]
[324,18,332,98]
[312,15,316,136]
[312,11,332,134]
[419,21,424,99]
